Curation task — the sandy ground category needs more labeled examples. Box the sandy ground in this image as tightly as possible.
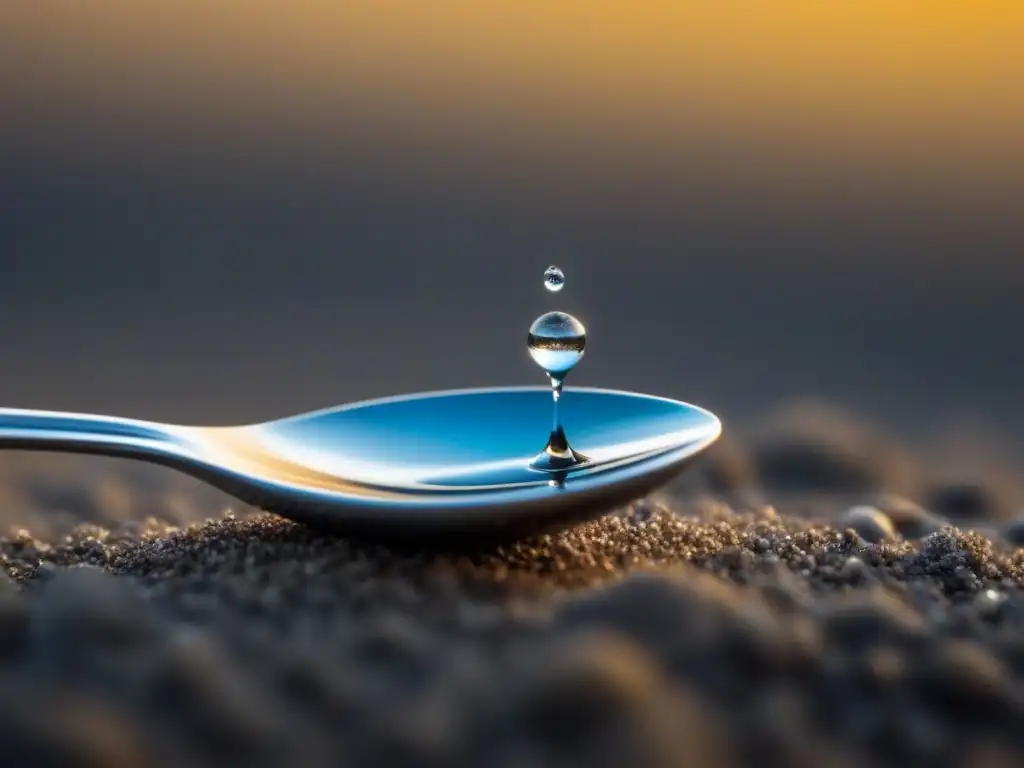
[2,406,1024,768]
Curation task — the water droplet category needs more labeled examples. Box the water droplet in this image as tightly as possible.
[527,311,589,472]
[527,311,586,384]
[543,265,565,292]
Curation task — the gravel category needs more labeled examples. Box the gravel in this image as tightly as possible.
[2,496,1024,767]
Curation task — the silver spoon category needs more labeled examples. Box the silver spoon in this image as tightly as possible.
[0,386,721,538]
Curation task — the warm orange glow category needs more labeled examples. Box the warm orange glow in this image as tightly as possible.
[1,1,1021,184]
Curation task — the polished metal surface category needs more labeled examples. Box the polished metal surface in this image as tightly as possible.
[0,386,721,537]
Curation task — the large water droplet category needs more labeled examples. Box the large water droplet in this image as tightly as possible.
[527,311,586,383]
[527,311,589,473]
[543,265,565,292]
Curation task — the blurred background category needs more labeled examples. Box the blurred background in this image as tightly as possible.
[0,1,1022,522]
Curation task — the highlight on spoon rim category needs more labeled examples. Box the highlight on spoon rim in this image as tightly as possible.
[268,385,709,426]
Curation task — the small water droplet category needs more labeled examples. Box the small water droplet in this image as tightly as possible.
[543,265,565,292]
[527,311,586,383]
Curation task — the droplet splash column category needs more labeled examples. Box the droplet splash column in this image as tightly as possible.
[527,309,589,472]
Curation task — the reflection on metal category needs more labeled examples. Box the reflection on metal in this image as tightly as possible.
[0,386,721,538]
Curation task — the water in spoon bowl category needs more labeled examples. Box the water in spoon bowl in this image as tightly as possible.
[255,387,708,491]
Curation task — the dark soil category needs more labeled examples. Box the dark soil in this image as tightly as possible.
[2,494,1024,767]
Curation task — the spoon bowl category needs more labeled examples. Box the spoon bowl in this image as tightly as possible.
[0,387,721,538]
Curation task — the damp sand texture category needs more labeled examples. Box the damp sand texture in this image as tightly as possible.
[2,494,1024,768]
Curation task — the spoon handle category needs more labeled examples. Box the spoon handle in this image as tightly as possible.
[0,408,180,460]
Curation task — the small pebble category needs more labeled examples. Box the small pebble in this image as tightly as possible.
[871,494,945,539]
[839,506,898,544]
[840,556,869,583]
[1003,518,1024,548]
[925,482,1000,520]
